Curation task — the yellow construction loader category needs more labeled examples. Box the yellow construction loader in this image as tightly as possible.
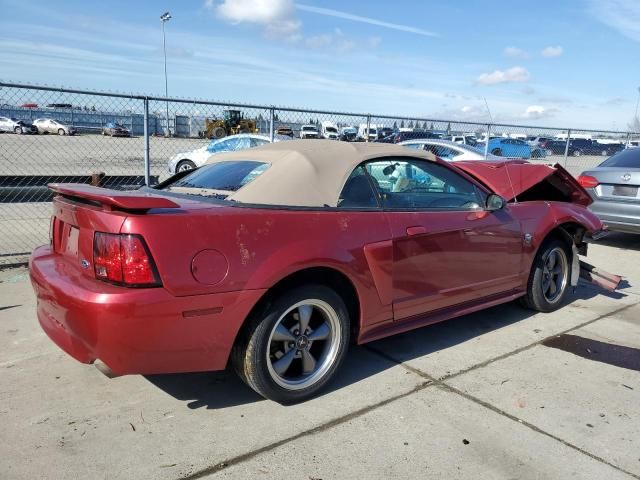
[200,110,258,139]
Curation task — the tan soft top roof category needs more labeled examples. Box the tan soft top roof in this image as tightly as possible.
[203,139,436,207]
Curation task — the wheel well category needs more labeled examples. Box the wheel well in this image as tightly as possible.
[238,267,361,343]
[541,222,587,257]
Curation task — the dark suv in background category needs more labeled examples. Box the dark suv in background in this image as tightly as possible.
[376,131,442,144]
[546,138,625,157]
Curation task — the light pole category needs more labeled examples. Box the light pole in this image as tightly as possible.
[160,11,171,137]
[634,86,640,128]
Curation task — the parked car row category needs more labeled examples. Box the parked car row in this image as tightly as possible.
[0,116,133,136]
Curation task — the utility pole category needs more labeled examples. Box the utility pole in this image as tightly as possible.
[160,11,172,137]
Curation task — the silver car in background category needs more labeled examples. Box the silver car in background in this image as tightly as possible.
[399,138,502,161]
[578,148,640,234]
[32,118,76,135]
[0,116,37,134]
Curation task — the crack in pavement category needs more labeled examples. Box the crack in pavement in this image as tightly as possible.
[365,300,640,480]
[177,380,434,480]
[175,300,640,480]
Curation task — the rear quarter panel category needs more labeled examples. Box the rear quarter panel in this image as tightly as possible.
[123,206,394,329]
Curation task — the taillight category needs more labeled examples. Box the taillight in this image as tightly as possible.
[577,175,599,189]
[93,232,161,287]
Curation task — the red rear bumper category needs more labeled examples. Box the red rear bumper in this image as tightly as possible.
[29,246,265,375]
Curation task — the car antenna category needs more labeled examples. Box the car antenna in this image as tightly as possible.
[483,97,493,124]
[484,97,518,203]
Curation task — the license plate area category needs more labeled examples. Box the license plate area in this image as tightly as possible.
[60,224,79,258]
[612,185,638,197]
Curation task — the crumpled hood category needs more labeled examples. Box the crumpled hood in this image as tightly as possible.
[453,160,592,206]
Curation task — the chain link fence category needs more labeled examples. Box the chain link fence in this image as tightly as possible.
[1,81,638,266]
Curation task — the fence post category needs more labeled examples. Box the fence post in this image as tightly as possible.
[269,107,275,141]
[366,114,371,142]
[484,124,491,160]
[562,129,571,167]
[626,131,631,147]
[143,97,150,186]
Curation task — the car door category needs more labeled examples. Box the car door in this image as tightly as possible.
[0,117,8,132]
[364,157,524,320]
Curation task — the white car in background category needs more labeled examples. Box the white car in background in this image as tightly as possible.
[399,138,502,161]
[168,133,290,174]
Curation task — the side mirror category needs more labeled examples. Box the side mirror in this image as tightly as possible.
[486,193,506,211]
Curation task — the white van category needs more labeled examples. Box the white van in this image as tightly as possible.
[321,121,339,140]
[357,124,378,141]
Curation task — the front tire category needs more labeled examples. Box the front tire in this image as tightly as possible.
[176,159,196,172]
[521,239,571,312]
[573,149,581,157]
[491,148,502,156]
[58,128,65,136]
[233,284,350,404]
[14,126,22,135]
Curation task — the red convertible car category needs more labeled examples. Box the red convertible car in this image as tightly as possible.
[30,141,606,403]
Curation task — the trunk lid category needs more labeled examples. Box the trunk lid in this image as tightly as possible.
[582,167,640,202]
[48,184,215,279]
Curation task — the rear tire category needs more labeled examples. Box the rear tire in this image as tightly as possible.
[14,126,21,135]
[491,148,502,156]
[232,284,350,404]
[520,239,571,313]
[573,149,581,157]
[601,149,608,156]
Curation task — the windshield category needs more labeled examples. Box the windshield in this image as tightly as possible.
[599,149,640,168]
[167,160,269,195]
[302,126,316,131]
[325,127,338,133]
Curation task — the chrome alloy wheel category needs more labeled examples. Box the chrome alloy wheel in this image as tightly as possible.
[541,246,568,304]
[266,299,341,390]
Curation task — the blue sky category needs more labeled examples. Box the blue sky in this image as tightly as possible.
[1,0,639,129]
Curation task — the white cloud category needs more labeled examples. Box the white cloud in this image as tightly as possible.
[588,0,640,42]
[541,46,563,57]
[523,105,557,119]
[476,66,530,85]
[208,0,302,40]
[214,0,294,24]
[296,4,438,37]
[504,47,529,59]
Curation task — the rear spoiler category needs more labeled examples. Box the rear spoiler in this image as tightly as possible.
[49,183,180,210]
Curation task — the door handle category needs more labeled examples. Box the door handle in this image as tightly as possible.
[406,226,427,236]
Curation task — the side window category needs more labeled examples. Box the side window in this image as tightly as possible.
[364,157,486,210]
[338,165,379,209]
[403,143,423,150]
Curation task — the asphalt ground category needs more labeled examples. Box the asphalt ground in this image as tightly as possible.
[0,133,612,264]
[0,233,639,479]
